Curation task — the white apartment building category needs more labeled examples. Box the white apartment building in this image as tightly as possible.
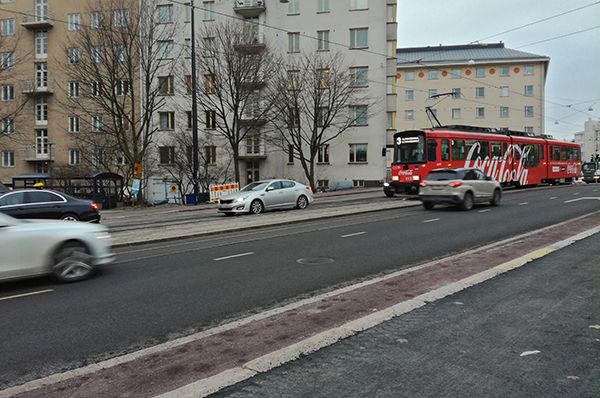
[149,0,398,202]
[574,118,600,162]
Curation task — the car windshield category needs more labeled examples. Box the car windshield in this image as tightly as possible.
[426,170,464,181]
[582,163,597,173]
[240,182,269,192]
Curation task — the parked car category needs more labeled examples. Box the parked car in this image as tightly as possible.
[0,212,114,283]
[0,181,8,194]
[218,179,313,215]
[418,168,502,210]
[0,189,101,222]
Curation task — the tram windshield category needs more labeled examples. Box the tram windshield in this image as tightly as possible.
[394,133,425,163]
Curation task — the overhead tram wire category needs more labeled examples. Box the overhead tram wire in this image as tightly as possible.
[515,25,600,49]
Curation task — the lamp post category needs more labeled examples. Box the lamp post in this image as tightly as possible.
[191,0,200,203]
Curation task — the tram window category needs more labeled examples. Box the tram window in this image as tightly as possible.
[502,143,508,156]
[539,144,544,160]
[441,139,450,161]
[480,141,489,159]
[427,139,437,161]
[452,140,465,160]
[552,146,560,161]
[466,140,477,159]
[523,144,537,167]
[574,148,580,160]
[491,142,502,157]
[561,147,569,160]
[513,144,521,160]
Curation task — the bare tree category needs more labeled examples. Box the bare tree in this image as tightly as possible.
[196,20,281,183]
[60,0,178,202]
[264,51,373,190]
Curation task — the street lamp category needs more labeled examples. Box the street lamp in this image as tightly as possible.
[190,0,200,203]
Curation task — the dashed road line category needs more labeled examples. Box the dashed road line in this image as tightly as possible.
[213,252,254,261]
[0,289,54,302]
[341,232,366,238]
[564,197,600,203]
[550,197,558,200]
[423,218,440,223]
[519,202,529,206]
[573,192,580,195]
[478,209,491,213]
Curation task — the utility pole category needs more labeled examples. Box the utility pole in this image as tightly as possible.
[190,0,200,203]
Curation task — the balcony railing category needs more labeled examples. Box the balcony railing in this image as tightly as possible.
[20,12,55,30]
[233,0,266,18]
[21,145,54,162]
[19,79,54,96]
[233,33,266,53]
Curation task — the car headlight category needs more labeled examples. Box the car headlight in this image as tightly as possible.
[383,182,390,187]
[234,197,247,203]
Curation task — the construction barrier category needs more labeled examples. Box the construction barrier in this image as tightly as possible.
[209,182,240,202]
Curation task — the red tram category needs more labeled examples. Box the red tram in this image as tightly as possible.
[385,125,581,196]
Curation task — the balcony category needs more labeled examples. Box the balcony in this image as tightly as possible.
[233,33,266,54]
[239,141,267,159]
[21,145,54,162]
[239,108,266,126]
[19,79,54,96]
[20,12,54,30]
[233,0,266,18]
[240,75,266,89]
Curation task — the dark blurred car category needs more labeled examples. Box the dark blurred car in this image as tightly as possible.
[0,189,101,222]
[0,181,8,193]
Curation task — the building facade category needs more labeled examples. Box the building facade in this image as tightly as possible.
[574,118,600,162]
[394,43,549,140]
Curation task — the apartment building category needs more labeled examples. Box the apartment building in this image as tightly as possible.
[149,0,398,202]
[394,43,549,136]
[574,118,600,162]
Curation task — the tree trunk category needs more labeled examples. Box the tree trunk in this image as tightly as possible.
[233,145,240,184]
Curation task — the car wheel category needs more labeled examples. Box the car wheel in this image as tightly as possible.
[52,242,94,283]
[250,199,264,215]
[490,189,501,206]
[296,195,309,209]
[461,192,474,211]
[422,201,434,210]
[61,213,80,221]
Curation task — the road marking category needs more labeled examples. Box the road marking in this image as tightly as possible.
[550,197,558,200]
[519,202,529,206]
[423,218,440,223]
[564,197,600,203]
[0,289,53,302]
[478,209,491,213]
[573,192,580,196]
[341,232,366,238]
[213,252,254,261]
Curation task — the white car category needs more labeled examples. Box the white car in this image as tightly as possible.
[218,179,314,215]
[0,213,115,283]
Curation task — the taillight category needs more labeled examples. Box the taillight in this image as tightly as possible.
[306,186,312,191]
[91,202,99,211]
[448,181,463,188]
[419,181,427,187]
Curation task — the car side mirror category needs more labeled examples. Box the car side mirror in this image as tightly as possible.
[266,187,274,192]
[485,176,492,181]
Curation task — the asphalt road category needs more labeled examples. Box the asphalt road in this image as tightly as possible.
[0,184,598,388]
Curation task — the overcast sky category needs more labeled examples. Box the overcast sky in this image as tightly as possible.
[397,0,600,140]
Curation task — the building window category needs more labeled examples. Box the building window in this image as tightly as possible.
[91,47,102,63]
[524,106,534,117]
[404,89,414,101]
[158,76,174,96]
[68,116,80,133]
[185,3,192,22]
[90,11,102,29]
[113,9,129,27]
[0,18,14,36]
[317,68,330,89]
[500,107,509,118]
[350,66,368,87]
[349,143,367,163]
[288,0,299,14]
[475,87,485,98]
[451,88,461,99]
[203,1,214,21]
[351,105,368,126]
[404,110,414,120]
[68,47,80,64]
[523,65,534,75]
[159,146,175,164]
[91,81,101,97]
[316,107,327,127]
[158,41,173,59]
[317,179,329,190]
[318,0,330,13]
[205,110,216,129]
[386,77,396,94]
[205,145,216,164]
[288,107,300,128]
[0,84,14,101]
[350,0,369,10]
[476,107,485,119]
[387,111,396,129]
[159,112,175,130]
[0,51,14,69]
[288,32,300,53]
[115,80,130,96]
[349,28,368,49]
[318,144,329,163]
[524,85,534,97]
[115,44,128,62]
[352,180,365,188]
[68,149,80,166]
[157,4,173,23]
[287,70,300,90]
[92,115,103,132]
[69,81,80,98]
[35,31,48,57]
[387,41,396,59]
[317,30,330,51]
[499,66,509,76]
[475,67,485,77]
[452,108,461,119]
[186,111,192,129]
[499,86,509,97]
[287,145,294,163]
[185,75,192,94]
[524,126,534,133]
[36,129,48,155]
[428,89,437,99]
[451,69,461,78]
[68,13,80,31]
[35,97,47,123]
[1,118,14,134]
[1,150,15,167]
[203,74,215,93]
[91,147,104,167]
[427,70,438,80]
[387,4,397,22]
[404,71,415,81]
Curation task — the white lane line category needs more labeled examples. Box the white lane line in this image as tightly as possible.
[341,232,366,238]
[0,289,54,302]
[519,202,529,206]
[573,192,580,196]
[478,209,491,213]
[213,252,254,261]
[550,197,558,200]
[564,197,600,203]
[423,218,440,223]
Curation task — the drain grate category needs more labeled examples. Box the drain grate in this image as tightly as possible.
[296,257,335,265]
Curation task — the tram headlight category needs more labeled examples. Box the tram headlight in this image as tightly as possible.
[412,176,420,181]
[392,176,399,181]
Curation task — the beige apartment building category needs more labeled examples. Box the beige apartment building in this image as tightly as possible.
[394,43,549,137]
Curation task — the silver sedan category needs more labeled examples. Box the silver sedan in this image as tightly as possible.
[218,179,313,215]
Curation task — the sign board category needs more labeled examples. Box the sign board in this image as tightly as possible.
[170,184,178,193]
[209,183,239,202]
[133,163,143,179]
[130,179,141,196]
